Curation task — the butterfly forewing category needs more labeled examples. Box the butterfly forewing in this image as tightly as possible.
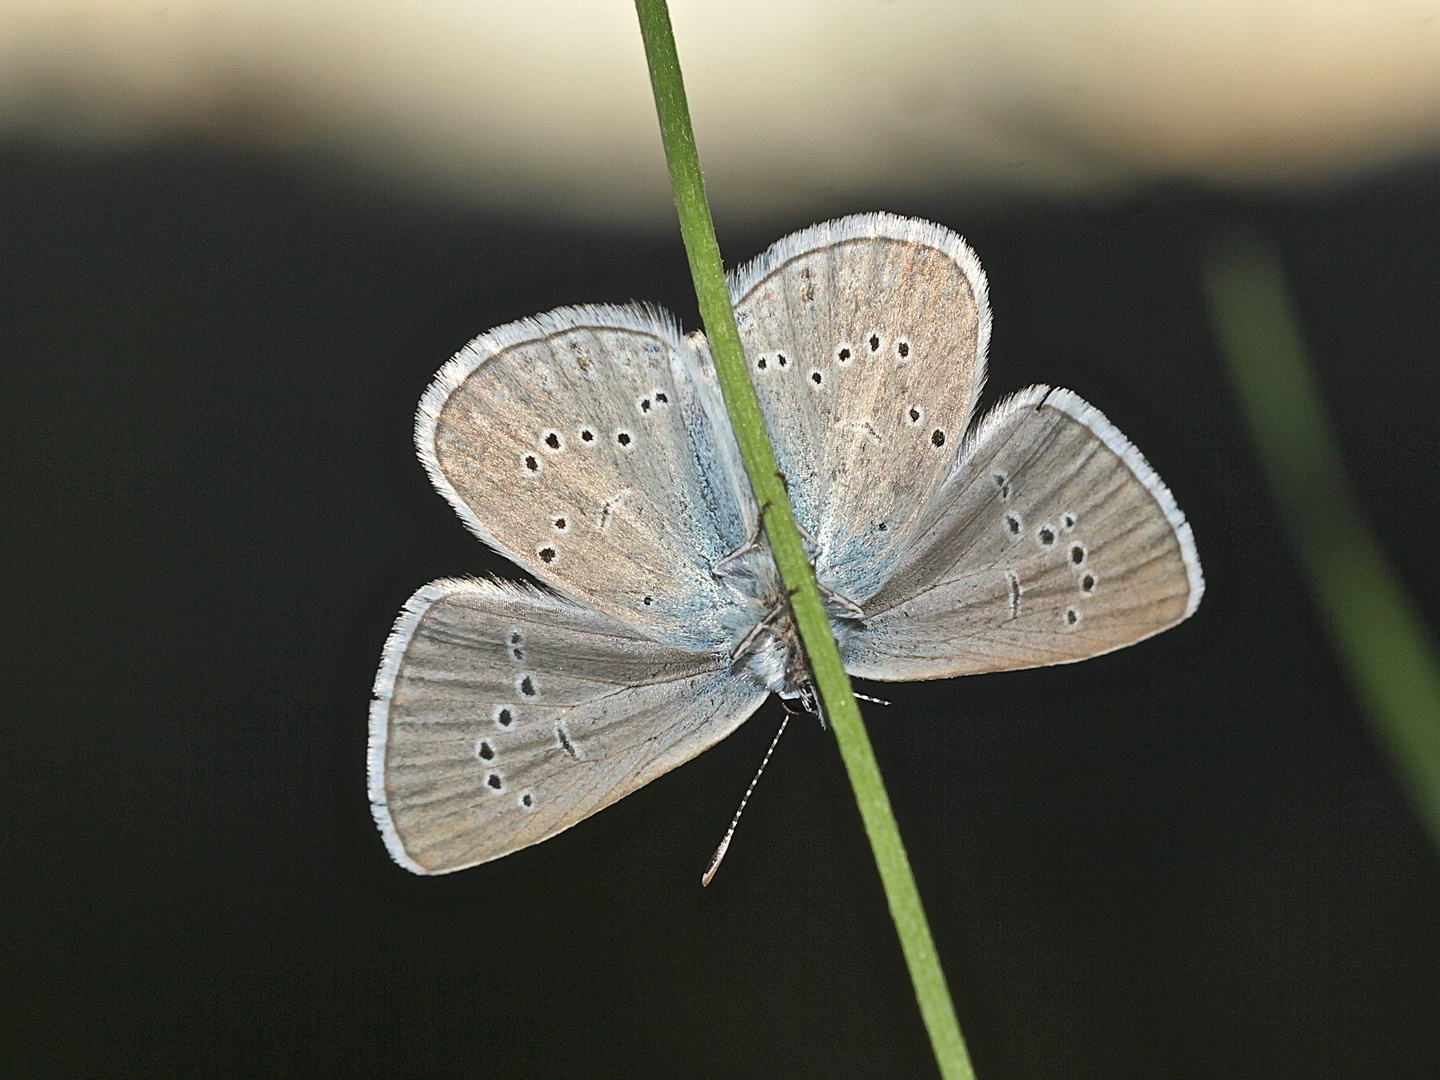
[728,214,990,604]
[370,579,769,874]
[843,387,1203,681]
[419,304,753,652]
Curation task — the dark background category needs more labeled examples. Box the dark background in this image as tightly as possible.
[3,141,1438,1078]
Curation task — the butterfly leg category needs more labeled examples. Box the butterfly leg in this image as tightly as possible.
[713,515,768,579]
[816,581,864,619]
[792,517,822,561]
[728,599,788,662]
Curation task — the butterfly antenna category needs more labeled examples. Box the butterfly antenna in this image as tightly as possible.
[702,710,791,887]
[853,691,891,706]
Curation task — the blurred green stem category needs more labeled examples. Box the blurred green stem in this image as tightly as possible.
[1205,234,1440,848]
[633,1,973,1077]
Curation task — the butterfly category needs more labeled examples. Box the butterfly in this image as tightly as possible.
[368,212,1204,875]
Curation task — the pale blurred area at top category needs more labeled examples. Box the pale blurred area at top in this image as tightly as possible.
[2,0,1439,225]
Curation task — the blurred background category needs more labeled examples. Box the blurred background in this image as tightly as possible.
[2,1,1439,1077]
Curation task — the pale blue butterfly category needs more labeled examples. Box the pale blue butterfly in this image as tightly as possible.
[368,213,1203,875]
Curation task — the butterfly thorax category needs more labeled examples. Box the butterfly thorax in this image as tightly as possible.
[714,535,858,699]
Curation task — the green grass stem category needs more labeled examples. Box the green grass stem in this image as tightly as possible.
[633,2,973,1077]
[1205,234,1440,848]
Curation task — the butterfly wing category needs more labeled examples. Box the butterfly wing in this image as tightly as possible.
[727,213,990,604]
[843,387,1203,680]
[419,303,756,652]
[369,578,769,874]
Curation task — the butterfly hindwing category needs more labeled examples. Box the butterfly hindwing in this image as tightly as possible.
[369,578,769,874]
[843,387,1203,680]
